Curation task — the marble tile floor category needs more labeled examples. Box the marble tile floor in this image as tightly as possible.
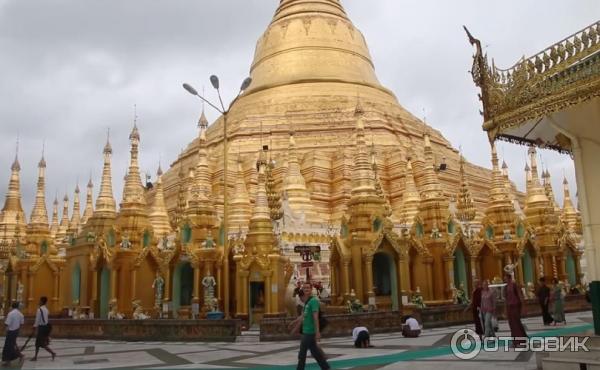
[0,311,593,370]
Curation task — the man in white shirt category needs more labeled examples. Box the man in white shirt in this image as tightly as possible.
[401,315,422,338]
[2,301,24,365]
[352,326,372,348]
[31,296,56,361]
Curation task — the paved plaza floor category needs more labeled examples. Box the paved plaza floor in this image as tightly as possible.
[2,311,593,370]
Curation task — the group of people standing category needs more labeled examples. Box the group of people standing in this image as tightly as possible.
[2,296,56,366]
[470,273,568,346]
[470,274,528,344]
[536,277,566,326]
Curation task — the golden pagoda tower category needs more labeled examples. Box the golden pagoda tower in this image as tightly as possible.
[81,177,94,226]
[282,132,321,223]
[399,158,421,229]
[455,155,476,226]
[49,196,59,240]
[94,135,117,219]
[0,146,26,248]
[67,184,81,238]
[229,157,251,233]
[26,154,52,255]
[562,177,579,232]
[55,194,70,245]
[148,164,171,239]
[234,148,288,319]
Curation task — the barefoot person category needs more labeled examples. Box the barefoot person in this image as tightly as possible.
[536,277,553,325]
[480,280,497,338]
[468,279,483,337]
[504,274,527,347]
[288,282,329,370]
[31,296,56,361]
[352,326,372,348]
[2,301,24,366]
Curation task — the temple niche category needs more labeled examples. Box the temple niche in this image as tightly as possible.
[0,0,584,319]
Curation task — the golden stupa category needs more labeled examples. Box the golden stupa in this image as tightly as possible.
[0,0,582,322]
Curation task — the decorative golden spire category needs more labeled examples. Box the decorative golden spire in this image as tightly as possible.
[50,195,59,239]
[400,158,420,225]
[188,123,211,205]
[29,153,49,227]
[229,157,251,232]
[55,193,70,243]
[524,162,531,192]
[416,132,449,234]
[68,183,81,236]
[562,177,579,231]
[542,170,560,214]
[94,130,116,217]
[524,146,556,232]
[244,149,275,256]
[456,155,476,223]
[81,176,94,225]
[149,164,171,238]
[121,122,145,206]
[371,144,392,217]
[349,102,378,199]
[484,142,515,236]
[0,140,26,244]
[282,132,319,222]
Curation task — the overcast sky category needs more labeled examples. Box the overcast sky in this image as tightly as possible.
[1,0,598,217]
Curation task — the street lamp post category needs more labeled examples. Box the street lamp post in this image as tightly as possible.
[183,76,252,319]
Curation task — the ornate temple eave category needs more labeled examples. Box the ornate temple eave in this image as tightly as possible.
[466,21,600,153]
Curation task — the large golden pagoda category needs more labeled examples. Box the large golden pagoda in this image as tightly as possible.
[0,0,582,320]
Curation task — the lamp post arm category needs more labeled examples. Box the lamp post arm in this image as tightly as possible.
[194,95,224,115]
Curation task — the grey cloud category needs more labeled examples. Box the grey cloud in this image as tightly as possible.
[1,0,596,216]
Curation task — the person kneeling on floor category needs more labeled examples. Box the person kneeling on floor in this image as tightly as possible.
[401,315,422,338]
[352,326,372,348]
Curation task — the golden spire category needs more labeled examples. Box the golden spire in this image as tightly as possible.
[55,193,70,243]
[95,130,116,217]
[121,121,145,206]
[371,144,392,217]
[0,140,26,244]
[400,158,420,225]
[149,164,171,238]
[524,162,531,192]
[188,123,211,205]
[283,132,320,222]
[50,195,59,239]
[543,169,560,214]
[68,183,81,235]
[229,157,251,232]
[350,102,378,199]
[562,176,578,231]
[524,146,555,230]
[29,153,49,227]
[81,176,94,225]
[456,155,476,223]
[484,142,515,234]
[244,149,275,256]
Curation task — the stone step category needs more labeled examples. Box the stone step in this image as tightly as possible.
[236,333,260,343]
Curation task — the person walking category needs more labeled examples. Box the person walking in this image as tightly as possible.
[536,277,553,325]
[468,279,483,338]
[2,301,24,366]
[552,278,566,325]
[504,273,527,347]
[31,296,56,361]
[480,280,497,337]
[288,282,329,370]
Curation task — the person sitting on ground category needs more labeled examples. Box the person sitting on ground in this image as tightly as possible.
[401,315,422,338]
[352,326,373,348]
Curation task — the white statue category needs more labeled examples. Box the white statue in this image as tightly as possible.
[526,282,536,299]
[152,272,165,309]
[450,283,458,304]
[16,280,24,304]
[108,299,124,320]
[132,300,150,320]
[503,259,519,279]
[202,275,218,312]
[121,235,131,249]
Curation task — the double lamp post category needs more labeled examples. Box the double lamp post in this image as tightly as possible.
[183,76,252,319]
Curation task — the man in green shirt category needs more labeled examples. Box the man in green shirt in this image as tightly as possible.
[289,282,330,370]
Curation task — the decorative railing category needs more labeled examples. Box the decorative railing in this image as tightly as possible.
[466,21,600,125]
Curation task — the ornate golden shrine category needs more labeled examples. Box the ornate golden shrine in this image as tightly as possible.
[0,0,584,318]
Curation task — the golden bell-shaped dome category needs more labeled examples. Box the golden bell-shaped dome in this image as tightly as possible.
[247,0,393,98]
